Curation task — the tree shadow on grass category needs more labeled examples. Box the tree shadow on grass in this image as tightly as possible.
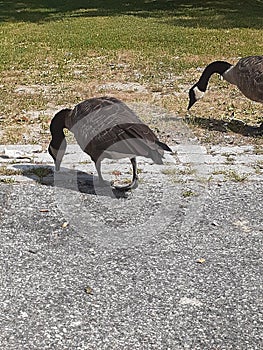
[0,0,262,29]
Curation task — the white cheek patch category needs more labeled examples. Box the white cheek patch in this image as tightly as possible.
[193,86,205,100]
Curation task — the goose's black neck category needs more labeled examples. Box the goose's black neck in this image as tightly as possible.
[50,109,71,149]
[197,61,232,91]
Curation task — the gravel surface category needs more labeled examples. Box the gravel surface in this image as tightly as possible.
[0,178,262,349]
[0,111,262,349]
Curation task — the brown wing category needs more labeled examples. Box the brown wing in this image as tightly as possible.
[236,56,263,103]
[86,122,162,161]
[66,96,166,162]
[67,97,145,149]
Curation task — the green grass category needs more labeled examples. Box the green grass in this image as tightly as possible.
[1,4,262,74]
[26,166,52,179]
[0,177,16,184]
[0,1,262,144]
[225,170,249,182]
[212,169,249,182]
[182,189,197,198]
[0,166,22,176]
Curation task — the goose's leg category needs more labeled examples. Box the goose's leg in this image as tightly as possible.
[131,157,139,186]
[95,159,108,186]
[112,157,139,191]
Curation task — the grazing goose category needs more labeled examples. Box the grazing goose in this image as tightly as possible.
[188,56,263,111]
[48,96,172,191]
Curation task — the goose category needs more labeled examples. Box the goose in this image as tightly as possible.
[48,96,172,191]
[188,56,263,114]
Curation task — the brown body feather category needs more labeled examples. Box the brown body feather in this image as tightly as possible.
[223,56,263,103]
[48,96,172,190]
[65,97,170,163]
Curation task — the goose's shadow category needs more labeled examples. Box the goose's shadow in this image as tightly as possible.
[163,115,262,136]
[13,164,128,199]
[184,116,263,136]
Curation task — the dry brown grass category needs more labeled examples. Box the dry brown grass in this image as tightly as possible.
[0,29,262,148]
[1,65,261,148]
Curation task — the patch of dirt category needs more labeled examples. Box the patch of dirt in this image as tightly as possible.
[98,82,147,93]
[14,85,52,94]
[0,77,262,148]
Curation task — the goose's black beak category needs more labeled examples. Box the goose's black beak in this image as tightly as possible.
[48,144,64,172]
[187,102,196,110]
[187,101,193,110]
[55,161,61,172]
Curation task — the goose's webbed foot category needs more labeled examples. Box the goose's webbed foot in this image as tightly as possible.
[111,175,139,191]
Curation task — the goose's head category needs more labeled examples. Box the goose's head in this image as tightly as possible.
[48,108,71,171]
[48,138,67,171]
[188,85,205,110]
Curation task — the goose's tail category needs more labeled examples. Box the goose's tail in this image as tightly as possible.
[149,140,172,165]
[155,140,173,153]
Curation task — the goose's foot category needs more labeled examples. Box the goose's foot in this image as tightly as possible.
[111,175,139,191]
[95,157,139,192]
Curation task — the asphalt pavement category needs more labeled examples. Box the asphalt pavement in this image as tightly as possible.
[0,117,262,349]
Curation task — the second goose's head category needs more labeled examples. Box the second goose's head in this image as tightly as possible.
[188,85,205,110]
[48,108,71,171]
